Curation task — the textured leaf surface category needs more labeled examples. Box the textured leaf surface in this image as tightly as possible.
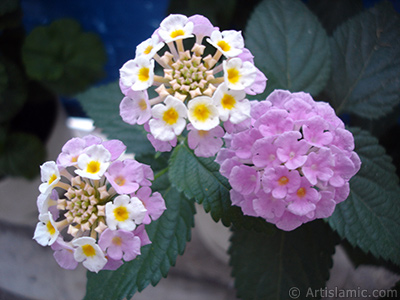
[326,2,400,119]
[168,142,232,225]
[230,221,336,300]
[245,0,330,98]
[76,81,154,156]
[168,142,277,231]
[328,128,400,266]
[84,173,195,300]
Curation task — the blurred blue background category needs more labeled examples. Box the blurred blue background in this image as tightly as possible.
[20,0,170,116]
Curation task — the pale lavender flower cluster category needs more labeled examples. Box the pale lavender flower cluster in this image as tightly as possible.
[216,90,361,231]
[119,14,267,157]
[33,135,166,272]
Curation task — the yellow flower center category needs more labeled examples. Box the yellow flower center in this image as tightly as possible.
[192,103,211,122]
[144,45,153,55]
[114,206,129,222]
[139,99,148,111]
[46,220,56,235]
[48,173,58,185]
[221,94,236,110]
[227,68,240,84]
[217,40,231,52]
[112,236,123,246]
[170,29,185,38]
[297,187,307,198]
[114,176,126,186]
[278,176,289,186]
[87,161,101,174]
[198,130,209,138]
[82,244,96,257]
[138,67,150,82]
[163,107,179,125]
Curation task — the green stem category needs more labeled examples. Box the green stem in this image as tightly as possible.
[154,167,169,180]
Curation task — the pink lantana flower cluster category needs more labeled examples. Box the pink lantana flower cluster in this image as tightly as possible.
[216,90,361,231]
[119,14,267,157]
[33,135,166,272]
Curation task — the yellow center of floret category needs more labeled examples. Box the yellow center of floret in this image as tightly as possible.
[170,29,185,38]
[217,40,231,52]
[114,206,129,222]
[198,130,209,138]
[227,68,240,84]
[221,94,236,110]
[296,187,307,198]
[138,99,148,111]
[48,173,58,185]
[144,45,153,55]
[87,161,101,174]
[82,244,96,257]
[138,67,150,82]
[163,107,179,125]
[46,220,56,235]
[112,236,123,246]
[278,176,289,186]
[192,103,211,122]
[114,176,126,186]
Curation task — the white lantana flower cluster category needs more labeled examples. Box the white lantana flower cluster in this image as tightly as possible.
[119,14,267,157]
[33,136,166,273]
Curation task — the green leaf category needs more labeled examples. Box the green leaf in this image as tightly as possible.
[168,142,276,231]
[230,220,336,300]
[22,19,106,96]
[328,128,400,266]
[326,1,400,119]
[76,81,154,156]
[168,142,233,225]
[245,0,330,98]
[84,172,195,300]
[0,131,46,179]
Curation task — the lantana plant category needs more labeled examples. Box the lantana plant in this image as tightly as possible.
[118,14,266,156]
[34,0,400,299]
[34,135,165,272]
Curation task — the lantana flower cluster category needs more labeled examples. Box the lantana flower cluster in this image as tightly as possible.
[119,14,267,157]
[33,135,166,272]
[216,90,361,231]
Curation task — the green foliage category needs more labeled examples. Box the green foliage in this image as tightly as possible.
[325,1,400,119]
[22,19,107,96]
[230,221,337,300]
[245,0,331,99]
[168,142,232,225]
[168,142,275,231]
[76,81,154,156]
[84,173,195,300]
[328,128,400,266]
[80,1,400,299]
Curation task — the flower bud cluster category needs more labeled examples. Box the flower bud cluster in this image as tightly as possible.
[33,135,166,272]
[119,14,267,157]
[216,90,361,231]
